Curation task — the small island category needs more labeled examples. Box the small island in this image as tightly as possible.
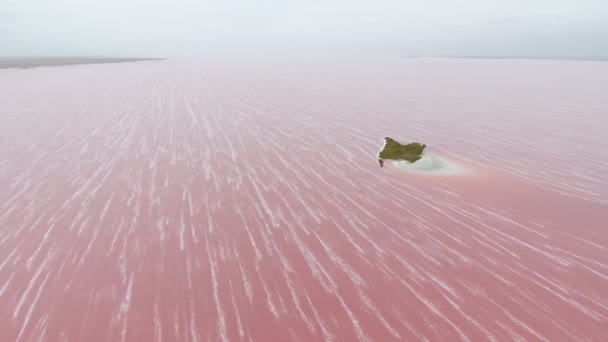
[378,137,426,166]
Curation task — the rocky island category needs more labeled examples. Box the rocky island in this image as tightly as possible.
[378,137,426,166]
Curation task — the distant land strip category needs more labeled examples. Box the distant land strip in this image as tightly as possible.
[0,57,164,69]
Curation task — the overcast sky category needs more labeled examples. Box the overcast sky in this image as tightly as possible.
[1,0,607,58]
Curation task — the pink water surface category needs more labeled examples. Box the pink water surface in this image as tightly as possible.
[1,58,607,341]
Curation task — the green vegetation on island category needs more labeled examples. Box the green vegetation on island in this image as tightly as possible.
[378,137,426,165]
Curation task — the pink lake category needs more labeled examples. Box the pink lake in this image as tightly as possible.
[0,58,607,341]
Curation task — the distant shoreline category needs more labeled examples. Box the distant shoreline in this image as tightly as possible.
[0,57,164,69]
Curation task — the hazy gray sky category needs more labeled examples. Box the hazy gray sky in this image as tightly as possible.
[1,0,607,57]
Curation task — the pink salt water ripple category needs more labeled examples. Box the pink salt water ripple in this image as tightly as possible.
[0,58,607,341]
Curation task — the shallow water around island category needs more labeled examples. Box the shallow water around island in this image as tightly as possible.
[390,152,467,175]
